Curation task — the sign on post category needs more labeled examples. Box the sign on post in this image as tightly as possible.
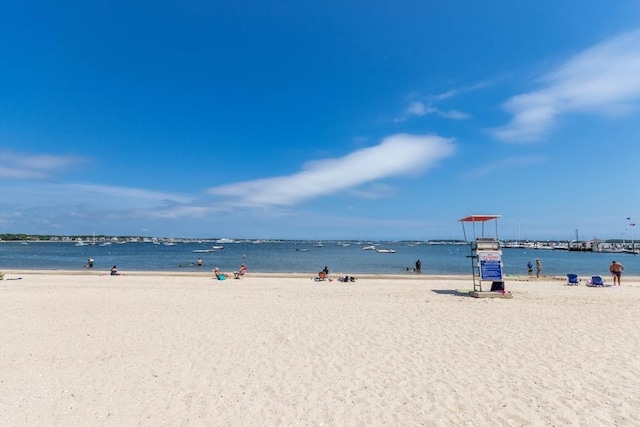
[478,250,503,281]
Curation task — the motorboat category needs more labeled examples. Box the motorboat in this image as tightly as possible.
[376,249,396,253]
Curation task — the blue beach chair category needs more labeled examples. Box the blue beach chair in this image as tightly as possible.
[587,276,605,287]
[566,274,580,286]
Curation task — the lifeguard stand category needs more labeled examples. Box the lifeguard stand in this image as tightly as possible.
[460,215,512,298]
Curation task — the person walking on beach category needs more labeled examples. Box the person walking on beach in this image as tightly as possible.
[535,259,542,278]
[610,260,624,286]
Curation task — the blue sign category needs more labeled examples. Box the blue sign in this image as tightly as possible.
[480,260,503,280]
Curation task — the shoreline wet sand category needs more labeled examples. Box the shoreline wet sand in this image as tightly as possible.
[1,272,639,425]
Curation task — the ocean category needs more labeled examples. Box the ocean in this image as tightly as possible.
[1,241,638,277]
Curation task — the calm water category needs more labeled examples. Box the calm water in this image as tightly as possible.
[0,241,638,276]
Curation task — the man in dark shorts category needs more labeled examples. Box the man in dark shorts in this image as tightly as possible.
[609,260,624,286]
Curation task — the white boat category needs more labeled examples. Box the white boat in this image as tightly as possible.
[216,238,234,244]
[376,249,396,253]
[313,242,323,247]
[211,246,224,250]
[193,249,215,253]
[362,245,376,250]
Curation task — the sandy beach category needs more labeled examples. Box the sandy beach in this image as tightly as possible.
[1,271,639,426]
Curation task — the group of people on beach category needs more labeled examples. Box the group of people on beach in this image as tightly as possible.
[86,256,628,286]
[526,259,542,277]
[213,264,247,280]
[527,258,625,285]
[406,259,422,273]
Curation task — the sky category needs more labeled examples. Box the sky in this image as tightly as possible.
[1,1,639,241]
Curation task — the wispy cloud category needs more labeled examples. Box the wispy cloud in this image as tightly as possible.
[433,82,490,101]
[462,155,547,178]
[395,82,487,122]
[0,150,89,179]
[0,181,201,223]
[394,102,469,122]
[492,29,640,142]
[207,134,455,206]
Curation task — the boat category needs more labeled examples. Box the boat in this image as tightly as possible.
[211,246,224,250]
[376,249,396,253]
[193,249,215,253]
[313,242,323,247]
[215,238,234,244]
[362,245,376,250]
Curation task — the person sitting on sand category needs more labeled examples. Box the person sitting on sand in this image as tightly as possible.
[110,265,121,276]
[234,264,247,279]
[213,267,230,280]
[315,271,327,281]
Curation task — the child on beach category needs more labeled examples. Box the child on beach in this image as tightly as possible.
[527,261,533,276]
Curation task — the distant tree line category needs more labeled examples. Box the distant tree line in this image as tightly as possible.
[0,234,46,241]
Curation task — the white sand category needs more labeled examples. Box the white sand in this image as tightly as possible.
[1,272,639,426]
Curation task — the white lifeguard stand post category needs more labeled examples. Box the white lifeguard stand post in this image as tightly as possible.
[459,214,512,298]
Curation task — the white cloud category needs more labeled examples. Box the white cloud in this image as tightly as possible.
[406,102,436,116]
[492,29,640,142]
[66,183,194,204]
[400,102,469,121]
[0,151,88,179]
[0,181,201,224]
[207,134,455,206]
[434,82,490,101]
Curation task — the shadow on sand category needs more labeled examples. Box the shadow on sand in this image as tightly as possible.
[431,289,471,297]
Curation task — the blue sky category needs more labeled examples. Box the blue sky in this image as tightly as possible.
[1,1,639,241]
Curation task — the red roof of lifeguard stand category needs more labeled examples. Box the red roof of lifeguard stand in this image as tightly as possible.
[459,215,501,222]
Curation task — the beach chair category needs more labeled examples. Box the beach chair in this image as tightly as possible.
[587,276,605,287]
[566,274,580,286]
